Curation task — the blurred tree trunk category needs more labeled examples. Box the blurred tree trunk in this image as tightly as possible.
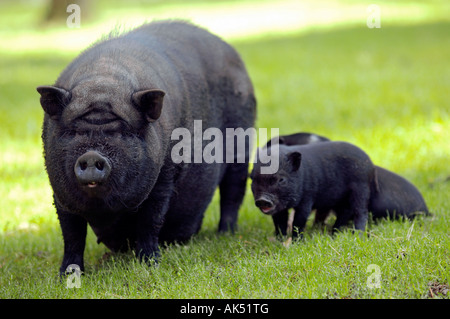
[44,0,92,24]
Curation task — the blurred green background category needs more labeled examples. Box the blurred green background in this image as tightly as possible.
[0,0,449,298]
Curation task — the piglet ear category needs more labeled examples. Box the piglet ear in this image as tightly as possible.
[36,86,71,118]
[265,136,282,149]
[288,151,302,172]
[132,89,165,122]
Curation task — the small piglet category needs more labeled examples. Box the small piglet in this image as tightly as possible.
[367,166,429,220]
[268,132,429,222]
[251,142,377,237]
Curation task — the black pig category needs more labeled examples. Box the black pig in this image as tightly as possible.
[265,132,330,148]
[37,21,256,274]
[367,166,429,220]
[268,132,429,222]
[251,142,376,237]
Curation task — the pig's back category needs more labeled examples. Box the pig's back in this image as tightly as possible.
[126,21,256,128]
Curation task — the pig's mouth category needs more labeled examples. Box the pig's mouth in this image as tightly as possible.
[255,197,276,215]
[79,181,111,198]
[259,205,275,214]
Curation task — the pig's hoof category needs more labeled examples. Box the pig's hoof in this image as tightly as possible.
[137,249,160,266]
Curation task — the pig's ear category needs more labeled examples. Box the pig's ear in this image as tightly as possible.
[36,86,71,118]
[132,89,165,122]
[266,136,283,149]
[288,151,302,172]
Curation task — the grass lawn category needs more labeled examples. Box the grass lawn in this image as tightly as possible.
[0,1,449,299]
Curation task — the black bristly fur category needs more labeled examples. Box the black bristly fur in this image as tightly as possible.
[38,21,256,275]
[251,142,376,238]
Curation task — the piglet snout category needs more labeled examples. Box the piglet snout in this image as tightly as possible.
[255,196,275,214]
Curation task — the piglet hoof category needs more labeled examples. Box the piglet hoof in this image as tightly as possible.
[291,228,305,241]
[275,233,288,242]
[352,228,368,239]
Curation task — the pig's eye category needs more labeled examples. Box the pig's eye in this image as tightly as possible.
[278,177,287,185]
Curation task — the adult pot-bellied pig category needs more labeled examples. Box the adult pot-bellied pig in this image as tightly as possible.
[267,132,429,223]
[251,142,377,237]
[37,21,256,274]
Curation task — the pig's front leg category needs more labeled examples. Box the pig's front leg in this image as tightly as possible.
[135,170,174,264]
[57,209,87,276]
[272,209,289,238]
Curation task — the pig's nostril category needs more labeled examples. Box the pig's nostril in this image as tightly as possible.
[80,161,88,171]
[95,161,104,171]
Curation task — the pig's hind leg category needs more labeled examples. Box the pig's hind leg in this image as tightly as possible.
[349,184,371,232]
[332,207,353,233]
[218,163,249,233]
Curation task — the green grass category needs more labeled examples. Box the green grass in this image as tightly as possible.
[0,1,449,299]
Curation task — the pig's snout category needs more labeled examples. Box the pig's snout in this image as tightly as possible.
[255,196,275,215]
[74,151,111,188]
